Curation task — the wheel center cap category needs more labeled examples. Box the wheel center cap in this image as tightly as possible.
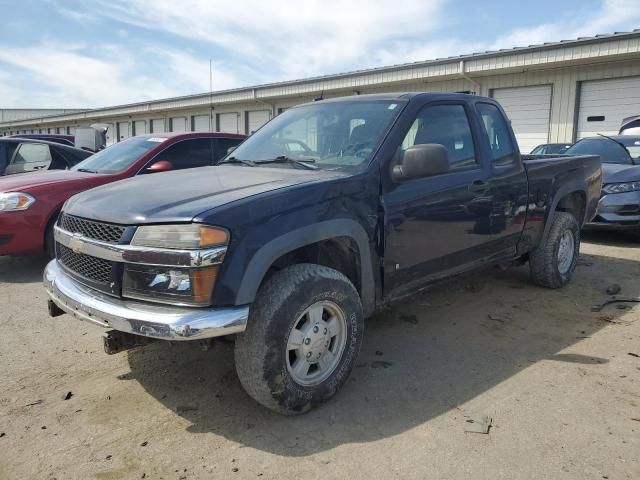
[303,321,331,363]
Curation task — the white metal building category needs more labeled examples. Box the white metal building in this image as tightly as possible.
[2,30,640,153]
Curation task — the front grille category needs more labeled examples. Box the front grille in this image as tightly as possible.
[59,214,125,244]
[58,244,112,284]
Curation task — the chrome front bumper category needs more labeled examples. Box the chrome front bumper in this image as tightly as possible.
[43,260,248,341]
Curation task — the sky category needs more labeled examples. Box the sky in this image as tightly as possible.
[0,0,639,109]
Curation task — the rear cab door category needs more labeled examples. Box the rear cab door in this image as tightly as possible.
[473,100,528,254]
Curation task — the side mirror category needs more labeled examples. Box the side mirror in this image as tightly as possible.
[392,144,449,181]
[227,146,237,155]
[146,160,173,173]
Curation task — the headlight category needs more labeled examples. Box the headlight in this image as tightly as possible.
[131,224,229,249]
[123,264,218,306]
[0,192,36,212]
[602,181,640,195]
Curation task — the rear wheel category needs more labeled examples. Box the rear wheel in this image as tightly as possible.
[234,263,363,414]
[529,211,580,288]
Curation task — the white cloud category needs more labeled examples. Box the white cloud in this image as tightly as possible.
[88,0,447,79]
[1,0,639,108]
[491,0,640,50]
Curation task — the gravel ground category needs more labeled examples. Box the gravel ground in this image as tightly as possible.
[0,231,638,480]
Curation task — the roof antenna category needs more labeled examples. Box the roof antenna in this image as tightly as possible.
[209,59,214,131]
[314,90,324,101]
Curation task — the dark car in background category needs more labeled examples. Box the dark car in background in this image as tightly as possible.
[10,133,76,146]
[0,132,245,257]
[565,136,640,234]
[530,143,573,155]
[0,138,92,176]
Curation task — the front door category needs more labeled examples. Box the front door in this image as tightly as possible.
[383,102,495,299]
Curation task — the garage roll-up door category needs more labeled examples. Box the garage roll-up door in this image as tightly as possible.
[577,77,640,138]
[151,119,166,133]
[218,112,239,133]
[192,115,210,131]
[492,85,552,154]
[170,117,187,133]
[247,110,271,134]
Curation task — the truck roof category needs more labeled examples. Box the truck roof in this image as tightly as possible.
[294,91,488,107]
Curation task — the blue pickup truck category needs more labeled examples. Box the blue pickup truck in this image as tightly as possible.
[44,93,602,414]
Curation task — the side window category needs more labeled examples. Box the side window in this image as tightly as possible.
[477,103,516,166]
[11,143,52,165]
[157,138,213,170]
[400,104,477,170]
[215,137,243,161]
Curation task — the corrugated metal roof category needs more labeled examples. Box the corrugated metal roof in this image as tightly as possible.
[2,29,640,128]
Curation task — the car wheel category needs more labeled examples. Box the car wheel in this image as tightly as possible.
[529,211,580,288]
[234,263,363,414]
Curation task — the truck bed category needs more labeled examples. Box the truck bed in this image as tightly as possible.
[517,154,602,254]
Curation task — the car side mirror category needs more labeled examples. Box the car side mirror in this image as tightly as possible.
[392,144,450,181]
[146,160,173,173]
[227,146,237,155]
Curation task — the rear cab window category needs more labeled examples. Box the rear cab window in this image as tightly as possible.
[477,103,516,166]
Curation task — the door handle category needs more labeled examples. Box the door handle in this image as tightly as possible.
[468,180,488,191]
[33,165,46,170]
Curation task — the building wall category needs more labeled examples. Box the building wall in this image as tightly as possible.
[2,58,640,145]
[0,109,84,123]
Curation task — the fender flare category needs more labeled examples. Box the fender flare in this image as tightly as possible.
[235,219,376,316]
[540,180,587,244]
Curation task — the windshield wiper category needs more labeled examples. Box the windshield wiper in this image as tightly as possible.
[254,156,319,170]
[77,168,98,173]
[597,134,636,165]
[218,156,256,167]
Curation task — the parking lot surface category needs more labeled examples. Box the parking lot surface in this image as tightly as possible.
[0,231,638,480]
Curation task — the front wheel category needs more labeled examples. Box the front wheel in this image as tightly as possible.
[529,211,580,288]
[234,264,364,414]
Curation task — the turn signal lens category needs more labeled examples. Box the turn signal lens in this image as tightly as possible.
[199,226,229,247]
[0,192,36,212]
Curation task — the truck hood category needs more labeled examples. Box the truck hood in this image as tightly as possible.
[0,169,106,192]
[64,165,346,225]
[602,163,640,183]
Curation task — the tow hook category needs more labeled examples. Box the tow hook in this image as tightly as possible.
[47,300,65,317]
[103,330,156,355]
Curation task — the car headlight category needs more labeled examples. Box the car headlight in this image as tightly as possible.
[0,192,36,212]
[123,265,218,306]
[125,224,228,306]
[131,224,229,249]
[602,181,640,194]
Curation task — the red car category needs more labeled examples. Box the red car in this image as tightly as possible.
[0,132,245,256]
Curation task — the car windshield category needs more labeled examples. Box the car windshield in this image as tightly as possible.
[226,99,406,171]
[71,136,163,174]
[565,138,635,165]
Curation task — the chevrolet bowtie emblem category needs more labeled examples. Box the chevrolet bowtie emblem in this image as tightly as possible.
[69,233,84,254]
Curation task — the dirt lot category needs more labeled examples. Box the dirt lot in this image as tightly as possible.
[0,231,638,480]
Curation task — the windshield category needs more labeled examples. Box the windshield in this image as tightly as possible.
[565,138,634,165]
[71,136,163,173]
[226,100,405,170]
